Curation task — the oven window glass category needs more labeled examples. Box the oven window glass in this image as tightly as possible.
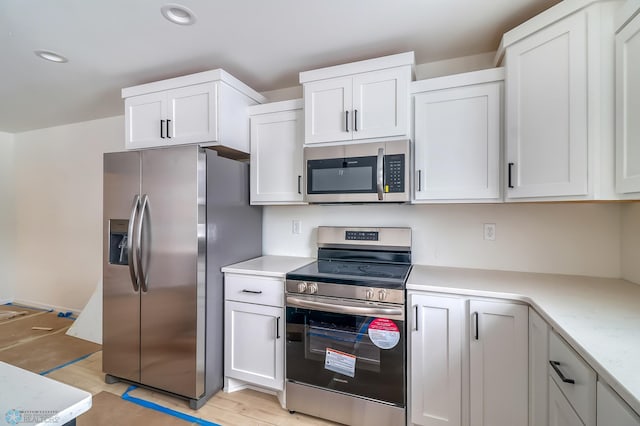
[307,156,377,194]
[286,307,405,407]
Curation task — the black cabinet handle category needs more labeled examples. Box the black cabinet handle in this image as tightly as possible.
[241,289,262,294]
[160,120,165,139]
[297,175,302,194]
[473,312,479,340]
[549,360,575,384]
[276,316,281,339]
[166,119,171,138]
[417,170,422,192]
[508,163,514,188]
[354,109,358,132]
[345,110,349,132]
[413,305,418,331]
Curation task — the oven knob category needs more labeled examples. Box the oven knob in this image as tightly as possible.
[307,283,318,294]
[297,282,308,293]
[378,289,388,301]
[365,289,375,300]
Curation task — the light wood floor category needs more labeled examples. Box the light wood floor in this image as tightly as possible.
[49,351,340,426]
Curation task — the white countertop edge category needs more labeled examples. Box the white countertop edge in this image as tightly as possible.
[407,281,640,415]
[47,394,92,425]
[221,256,316,278]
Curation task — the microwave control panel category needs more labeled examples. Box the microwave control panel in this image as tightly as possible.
[384,154,405,193]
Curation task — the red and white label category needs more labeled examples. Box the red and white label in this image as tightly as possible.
[367,318,400,349]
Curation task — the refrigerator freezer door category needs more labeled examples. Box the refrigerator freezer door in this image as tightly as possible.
[103,151,142,383]
[139,146,205,399]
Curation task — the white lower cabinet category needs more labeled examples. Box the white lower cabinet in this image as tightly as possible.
[597,380,640,426]
[223,273,285,401]
[409,293,464,426]
[469,299,528,426]
[409,293,528,426]
[549,378,585,426]
[224,300,284,390]
[530,307,550,426]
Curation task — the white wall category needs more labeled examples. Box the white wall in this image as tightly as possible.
[621,203,640,284]
[13,116,124,311]
[263,203,622,278]
[0,132,16,302]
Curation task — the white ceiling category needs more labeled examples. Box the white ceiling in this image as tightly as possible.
[0,0,560,133]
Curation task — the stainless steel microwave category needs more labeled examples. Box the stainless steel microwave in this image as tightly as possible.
[304,139,410,203]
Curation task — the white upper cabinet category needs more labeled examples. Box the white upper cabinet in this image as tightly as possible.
[616,2,640,194]
[249,99,305,205]
[412,69,503,203]
[123,69,265,152]
[300,52,413,144]
[499,0,622,201]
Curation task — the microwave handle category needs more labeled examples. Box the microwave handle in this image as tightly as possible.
[377,148,384,200]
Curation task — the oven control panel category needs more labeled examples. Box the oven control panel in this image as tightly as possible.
[345,230,379,241]
[286,280,404,305]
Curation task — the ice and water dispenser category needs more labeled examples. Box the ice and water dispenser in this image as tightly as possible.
[108,219,130,266]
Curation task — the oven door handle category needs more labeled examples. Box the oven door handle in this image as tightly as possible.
[286,296,404,319]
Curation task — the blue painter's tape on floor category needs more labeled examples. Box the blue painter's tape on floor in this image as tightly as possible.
[4,302,54,313]
[121,386,220,426]
[39,351,98,376]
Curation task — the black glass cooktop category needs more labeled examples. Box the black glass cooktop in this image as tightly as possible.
[286,260,412,289]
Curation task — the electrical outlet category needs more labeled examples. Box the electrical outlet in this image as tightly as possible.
[483,223,496,241]
[292,220,302,235]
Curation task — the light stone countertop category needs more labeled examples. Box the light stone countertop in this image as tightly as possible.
[407,265,640,415]
[0,361,92,425]
[221,255,315,278]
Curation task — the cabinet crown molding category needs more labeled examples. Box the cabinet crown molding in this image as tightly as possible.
[299,51,415,83]
[122,68,266,104]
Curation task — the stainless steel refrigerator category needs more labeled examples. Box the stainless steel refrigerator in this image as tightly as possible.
[102,145,261,409]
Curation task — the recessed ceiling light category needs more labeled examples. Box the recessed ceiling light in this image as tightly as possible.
[161,4,196,25]
[34,50,68,63]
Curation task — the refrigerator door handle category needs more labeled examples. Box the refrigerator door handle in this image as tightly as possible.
[137,194,149,293]
[127,195,140,292]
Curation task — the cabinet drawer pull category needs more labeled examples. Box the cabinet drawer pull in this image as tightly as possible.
[160,120,165,139]
[298,175,302,194]
[345,110,349,132]
[413,305,418,331]
[549,360,575,384]
[241,289,263,294]
[508,163,514,189]
[166,119,171,138]
[276,316,281,339]
[417,170,422,192]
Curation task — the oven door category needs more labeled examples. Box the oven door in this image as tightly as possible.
[285,295,405,407]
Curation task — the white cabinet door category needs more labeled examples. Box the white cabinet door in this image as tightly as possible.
[124,91,167,149]
[409,293,463,426]
[304,77,352,144]
[224,301,284,391]
[505,12,588,199]
[250,109,304,204]
[469,300,528,426]
[529,308,550,426]
[167,82,218,145]
[549,379,584,426]
[352,67,409,140]
[413,82,501,201]
[597,380,640,426]
[616,12,640,194]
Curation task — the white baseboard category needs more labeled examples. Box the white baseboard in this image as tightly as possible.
[11,298,81,315]
[0,298,14,305]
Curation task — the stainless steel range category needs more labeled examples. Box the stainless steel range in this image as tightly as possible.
[285,226,411,426]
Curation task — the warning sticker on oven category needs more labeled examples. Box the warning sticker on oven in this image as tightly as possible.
[324,348,356,378]
[368,318,400,349]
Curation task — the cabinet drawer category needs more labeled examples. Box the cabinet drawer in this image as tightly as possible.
[548,331,596,426]
[224,274,284,307]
